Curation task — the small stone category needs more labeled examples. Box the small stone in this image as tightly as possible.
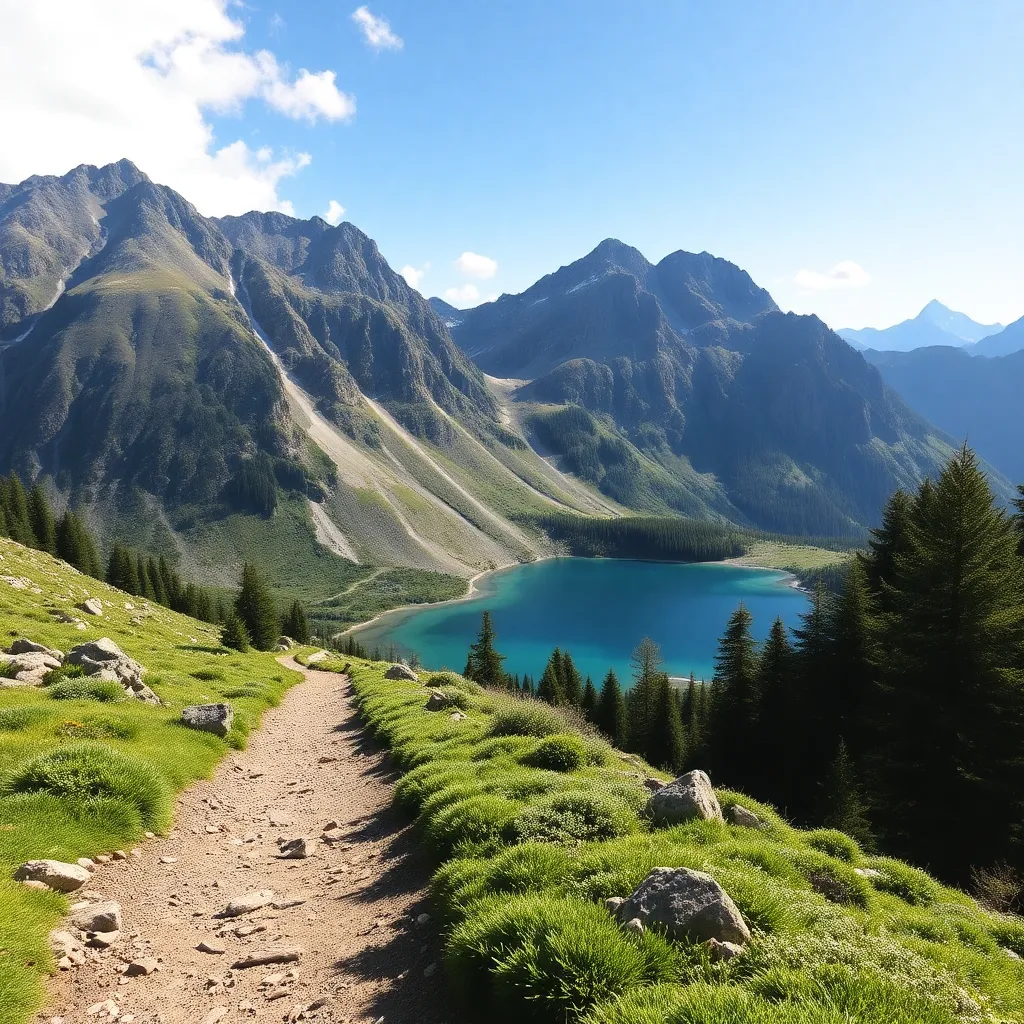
[14,859,91,892]
[80,598,103,616]
[111,850,127,861]
[219,889,275,917]
[198,937,227,954]
[85,931,121,949]
[423,962,437,977]
[70,901,123,933]
[605,897,625,914]
[77,858,96,871]
[624,917,645,935]
[727,804,765,830]
[232,947,303,969]
[181,703,234,737]
[647,770,724,826]
[125,958,159,976]
[144,832,155,839]
[95,854,112,864]
[705,937,745,961]
[384,663,418,681]
[159,856,178,864]
[415,912,431,926]
[277,837,316,859]
[272,899,306,910]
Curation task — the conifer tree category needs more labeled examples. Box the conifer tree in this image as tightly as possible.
[0,502,8,538]
[859,488,914,611]
[55,511,101,578]
[647,673,686,772]
[753,616,797,807]
[283,600,311,644]
[1013,484,1024,557]
[581,675,598,720]
[873,446,1024,878]
[559,650,584,706]
[596,668,629,747]
[819,738,874,849]
[680,673,703,764]
[28,486,56,554]
[627,637,662,753]
[221,612,251,652]
[137,554,154,600]
[536,656,564,705]
[234,563,280,651]
[148,556,167,605]
[465,611,506,687]
[3,474,34,546]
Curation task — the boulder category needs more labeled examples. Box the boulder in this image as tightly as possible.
[648,770,724,826]
[306,651,328,665]
[706,937,745,961]
[8,638,64,661]
[70,901,123,934]
[385,664,418,681]
[67,638,151,700]
[278,636,294,650]
[181,703,234,737]
[727,804,765,830]
[276,837,316,859]
[79,598,103,616]
[643,778,666,793]
[424,690,446,711]
[219,890,275,918]
[14,860,91,893]
[615,866,751,945]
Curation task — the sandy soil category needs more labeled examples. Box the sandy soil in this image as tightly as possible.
[37,659,448,1024]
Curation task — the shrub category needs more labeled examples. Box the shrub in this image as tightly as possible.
[430,672,481,694]
[394,761,479,814]
[54,716,139,741]
[430,686,472,711]
[191,667,225,682]
[805,828,861,863]
[5,743,173,830]
[512,790,638,845]
[490,701,565,738]
[49,678,125,702]
[41,663,86,686]
[524,733,588,772]
[0,705,52,731]
[868,857,941,906]
[473,735,537,761]
[483,842,574,896]
[791,851,872,908]
[423,794,523,856]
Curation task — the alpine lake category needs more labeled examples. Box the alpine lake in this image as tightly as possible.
[353,558,809,685]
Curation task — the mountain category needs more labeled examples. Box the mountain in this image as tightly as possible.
[445,241,973,536]
[0,161,620,591]
[428,296,465,328]
[864,345,1024,484]
[837,300,1003,352]
[970,314,1024,357]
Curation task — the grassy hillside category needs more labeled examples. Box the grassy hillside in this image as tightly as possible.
[0,538,302,1021]
[334,655,1024,1024]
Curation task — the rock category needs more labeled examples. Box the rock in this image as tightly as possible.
[727,804,765,829]
[643,778,666,792]
[423,962,437,977]
[51,930,82,955]
[278,636,294,649]
[70,901,123,934]
[181,703,234,737]
[79,598,103,616]
[8,638,64,660]
[385,663,418,681]
[416,912,431,925]
[219,890,275,918]
[111,850,127,860]
[424,690,446,711]
[306,651,328,665]
[232,947,303,969]
[277,837,316,859]
[648,770,724,826]
[66,638,154,702]
[615,867,751,945]
[623,917,645,935]
[321,828,345,844]
[605,897,625,914]
[853,867,882,879]
[706,937,745,961]
[76,858,95,871]
[14,859,91,892]
[125,958,159,976]
[21,879,49,890]
[85,931,120,949]
[197,938,227,955]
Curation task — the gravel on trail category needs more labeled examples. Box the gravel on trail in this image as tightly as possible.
[37,657,448,1024]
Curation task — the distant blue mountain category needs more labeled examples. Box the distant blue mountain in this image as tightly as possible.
[971,314,1024,357]
[838,300,1002,352]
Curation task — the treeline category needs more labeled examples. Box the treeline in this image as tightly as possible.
[531,512,746,562]
[220,563,310,652]
[106,543,225,623]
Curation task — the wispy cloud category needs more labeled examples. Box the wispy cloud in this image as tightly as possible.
[443,283,480,306]
[455,251,498,279]
[351,6,403,51]
[794,260,871,291]
[323,199,346,225]
[400,262,430,289]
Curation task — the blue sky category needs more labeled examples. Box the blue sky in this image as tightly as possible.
[4,1,1022,329]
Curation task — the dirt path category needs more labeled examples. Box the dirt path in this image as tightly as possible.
[38,659,447,1024]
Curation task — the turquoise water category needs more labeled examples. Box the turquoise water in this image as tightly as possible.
[354,558,809,686]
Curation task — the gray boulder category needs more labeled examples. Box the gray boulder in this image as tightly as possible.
[727,804,765,830]
[181,703,234,737]
[616,866,751,945]
[14,859,91,892]
[648,769,724,826]
[79,598,103,616]
[385,664,418,681]
[0,650,61,685]
[424,690,447,711]
[70,901,123,934]
[8,638,64,661]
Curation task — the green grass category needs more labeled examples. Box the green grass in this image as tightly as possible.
[337,655,1024,1024]
[0,538,303,1023]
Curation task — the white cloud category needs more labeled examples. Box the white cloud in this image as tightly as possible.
[351,6,403,51]
[442,284,480,307]
[323,200,346,225]
[794,261,872,291]
[0,0,355,216]
[400,262,430,290]
[454,251,498,280]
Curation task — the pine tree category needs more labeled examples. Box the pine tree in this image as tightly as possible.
[647,673,686,772]
[283,600,311,644]
[627,637,662,753]
[819,738,874,849]
[596,668,629,747]
[705,604,759,784]
[137,554,154,600]
[221,613,251,652]
[536,656,564,705]
[234,563,280,651]
[581,675,598,720]
[873,446,1024,878]
[859,488,914,612]
[559,650,584,706]
[465,611,506,687]
[0,502,8,538]
[28,486,56,554]
[55,511,101,578]
[148,556,167,605]
[753,617,797,808]
[1013,484,1024,557]
[2,474,34,546]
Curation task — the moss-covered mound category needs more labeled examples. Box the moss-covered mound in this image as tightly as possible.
[342,656,1024,1024]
